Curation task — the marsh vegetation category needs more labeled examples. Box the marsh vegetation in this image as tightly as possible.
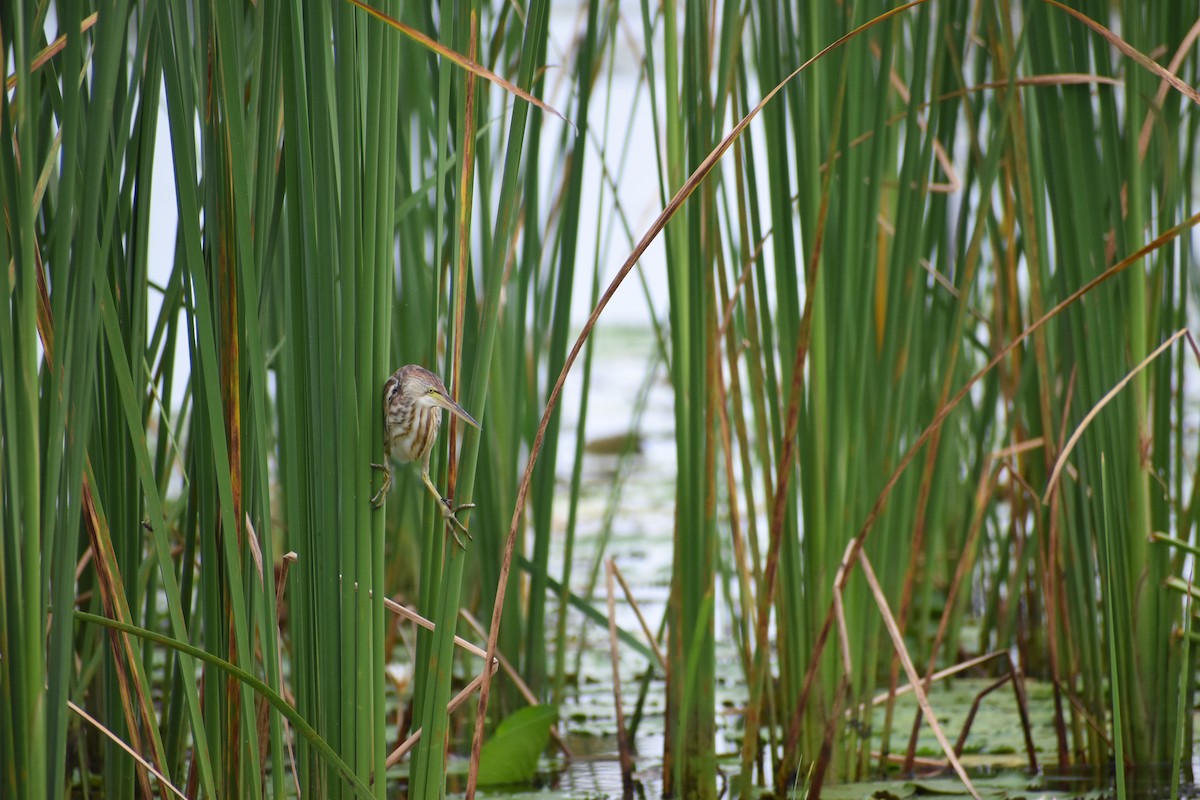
[3,1,1200,798]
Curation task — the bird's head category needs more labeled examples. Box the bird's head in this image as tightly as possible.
[406,366,481,430]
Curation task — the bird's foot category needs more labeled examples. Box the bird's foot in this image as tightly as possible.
[369,463,391,509]
[441,498,475,549]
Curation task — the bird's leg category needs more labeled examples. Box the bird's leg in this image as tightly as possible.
[420,468,474,549]
[369,462,392,509]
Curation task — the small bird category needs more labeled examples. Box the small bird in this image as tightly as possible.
[370,365,481,548]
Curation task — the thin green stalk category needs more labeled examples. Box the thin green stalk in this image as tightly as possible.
[1169,569,1191,800]
[1,3,45,796]
[526,0,602,697]
[1101,458,1127,800]
[463,0,554,790]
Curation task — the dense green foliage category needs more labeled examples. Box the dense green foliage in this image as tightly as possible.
[2,1,1198,798]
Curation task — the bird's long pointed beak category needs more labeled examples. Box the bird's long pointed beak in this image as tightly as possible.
[437,394,481,430]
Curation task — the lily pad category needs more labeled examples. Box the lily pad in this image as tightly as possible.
[821,780,918,800]
[477,704,559,787]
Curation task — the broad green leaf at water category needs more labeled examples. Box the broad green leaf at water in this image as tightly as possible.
[820,781,918,800]
[476,704,559,787]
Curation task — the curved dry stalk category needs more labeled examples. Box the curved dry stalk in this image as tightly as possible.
[81,468,170,796]
[381,662,498,772]
[339,567,494,660]
[898,441,1043,770]
[858,553,981,800]
[898,465,1002,767]
[459,608,573,758]
[69,700,188,800]
[1137,16,1200,158]
[842,75,1124,170]
[861,651,1010,711]
[1044,0,1200,107]
[610,560,667,671]
[465,4,933,792]
[1045,328,1195,499]
[345,0,574,132]
[3,12,98,90]
[783,210,1200,765]
[833,539,856,677]
[385,597,489,661]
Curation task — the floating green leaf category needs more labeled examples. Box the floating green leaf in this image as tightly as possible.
[821,781,918,800]
[476,705,559,786]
